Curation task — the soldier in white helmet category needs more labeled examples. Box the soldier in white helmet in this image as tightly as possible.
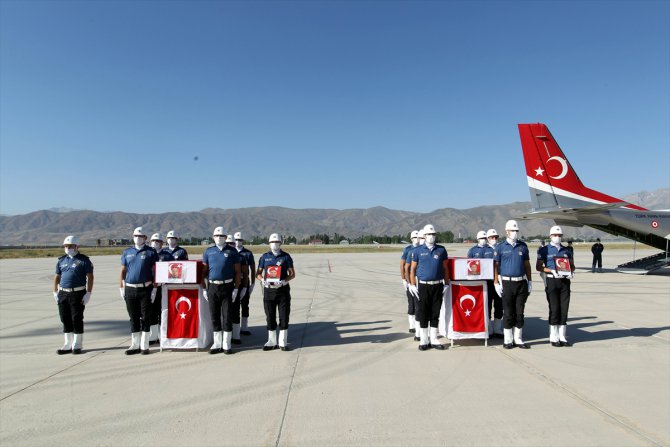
[120,227,159,355]
[147,233,172,345]
[53,235,94,354]
[485,229,503,338]
[493,220,533,349]
[256,233,295,351]
[405,228,426,341]
[400,230,420,334]
[165,230,188,261]
[201,227,241,354]
[536,225,575,347]
[233,231,255,337]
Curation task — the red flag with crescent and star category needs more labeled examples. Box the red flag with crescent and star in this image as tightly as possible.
[167,288,199,339]
[451,283,485,333]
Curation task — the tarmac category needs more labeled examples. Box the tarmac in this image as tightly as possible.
[1,245,669,447]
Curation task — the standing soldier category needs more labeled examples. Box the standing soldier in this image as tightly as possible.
[256,233,296,351]
[165,230,189,261]
[484,229,503,338]
[53,235,94,354]
[400,230,420,334]
[201,227,241,355]
[493,220,533,349]
[536,226,575,347]
[234,232,256,336]
[409,224,449,351]
[120,227,159,355]
[148,233,171,345]
[406,229,425,341]
[591,238,604,273]
[467,231,488,258]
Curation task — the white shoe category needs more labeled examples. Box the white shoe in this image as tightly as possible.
[57,333,74,354]
[408,315,415,332]
[126,332,141,355]
[558,325,571,346]
[140,331,150,354]
[210,331,223,354]
[503,328,514,348]
[429,327,445,350]
[232,324,241,343]
[418,327,430,350]
[72,333,83,354]
[513,327,529,349]
[263,330,278,351]
[549,325,559,344]
[149,324,160,342]
[279,329,290,350]
[222,331,233,353]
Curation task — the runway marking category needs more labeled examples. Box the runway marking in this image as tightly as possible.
[497,347,666,447]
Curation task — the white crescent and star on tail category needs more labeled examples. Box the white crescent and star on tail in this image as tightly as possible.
[175,296,192,319]
[535,156,568,180]
[459,294,476,317]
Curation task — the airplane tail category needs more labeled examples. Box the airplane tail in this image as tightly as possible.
[518,123,646,212]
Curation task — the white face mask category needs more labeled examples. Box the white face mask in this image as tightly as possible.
[551,236,562,245]
[507,231,519,242]
[133,236,145,247]
[425,235,436,245]
[235,240,244,249]
[151,241,163,250]
[167,238,177,248]
[64,248,76,257]
[419,238,425,245]
[270,242,281,253]
[411,238,419,247]
[478,239,487,247]
[214,236,225,247]
[488,238,498,247]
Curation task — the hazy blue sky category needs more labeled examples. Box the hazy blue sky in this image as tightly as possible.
[1,0,668,215]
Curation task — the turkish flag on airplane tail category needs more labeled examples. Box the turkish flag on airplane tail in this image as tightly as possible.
[167,288,199,339]
[451,283,486,333]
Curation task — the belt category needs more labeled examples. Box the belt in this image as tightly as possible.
[210,279,233,285]
[264,283,284,289]
[59,286,86,292]
[125,281,153,288]
[501,275,527,282]
[419,280,444,285]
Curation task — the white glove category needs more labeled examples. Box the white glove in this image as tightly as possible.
[203,290,209,301]
[150,288,157,303]
[249,283,255,295]
[53,292,59,303]
[550,269,559,278]
[261,280,268,288]
[527,280,533,294]
[240,287,247,298]
[82,292,91,305]
[280,279,288,287]
[567,271,575,279]
[119,287,125,299]
[409,284,419,300]
[494,283,503,297]
[232,289,239,302]
[442,284,450,296]
[402,279,408,291]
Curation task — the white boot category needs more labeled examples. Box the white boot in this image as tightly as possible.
[72,333,83,354]
[558,325,571,346]
[430,327,445,350]
[232,324,241,344]
[413,317,421,341]
[140,331,150,354]
[418,327,430,350]
[549,325,560,346]
[263,330,278,351]
[279,329,290,351]
[57,332,73,355]
[209,331,223,354]
[408,315,415,333]
[126,332,141,355]
[222,331,233,354]
[149,324,160,343]
[513,327,529,349]
[503,328,514,348]
[493,319,504,337]
[241,317,251,335]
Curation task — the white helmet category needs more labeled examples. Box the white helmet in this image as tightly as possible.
[486,229,499,238]
[505,220,519,231]
[166,230,178,239]
[476,230,487,240]
[423,224,436,234]
[133,227,146,237]
[150,233,163,242]
[234,231,244,240]
[549,225,563,236]
[226,234,234,243]
[62,235,79,246]
[269,233,282,243]
[213,226,225,236]
[410,230,419,239]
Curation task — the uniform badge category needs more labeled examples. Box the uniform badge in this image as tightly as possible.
[433,254,439,259]
[518,251,523,256]
[224,253,229,257]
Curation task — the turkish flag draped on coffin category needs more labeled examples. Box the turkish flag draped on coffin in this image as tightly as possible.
[447,281,489,340]
[167,288,199,339]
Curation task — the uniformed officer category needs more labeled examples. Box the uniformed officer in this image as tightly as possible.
[400,230,420,334]
[591,238,604,273]
[227,232,248,345]
[493,220,533,349]
[53,235,94,354]
[148,233,172,345]
[165,230,189,261]
[120,227,159,355]
[467,231,488,259]
[256,233,295,351]
[536,226,575,347]
[409,224,449,351]
[484,229,503,338]
[233,232,256,337]
[202,227,241,354]
[405,229,425,341]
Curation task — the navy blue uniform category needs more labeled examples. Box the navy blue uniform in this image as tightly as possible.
[121,245,158,333]
[478,245,502,322]
[150,248,174,328]
[466,245,486,259]
[401,244,416,318]
[494,240,530,329]
[203,245,240,332]
[258,250,294,331]
[167,246,189,261]
[412,244,449,329]
[233,247,256,324]
[55,253,93,334]
[591,242,604,272]
[538,244,573,325]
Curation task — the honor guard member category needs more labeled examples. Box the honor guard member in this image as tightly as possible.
[120,227,159,355]
[256,233,295,351]
[591,238,604,272]
[229,233,248,345]
[536,226,575,347]
[53,235,94,354]
[148,233,171,345]
[202,227,241,354]
[400,230,420,334]
[467,231,488,259]
[406,229,425,341]
[483,229,504,338]
[165,230,189,261]
[408,224,449,351]
[234,232,256,336]
[493,220,533,349]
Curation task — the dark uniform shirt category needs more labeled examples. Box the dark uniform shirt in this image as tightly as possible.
[467,245,486,258]
[258,250,294,281]
[401,244,413,262]
[494,240,530,277]
[56,253,93,288]
[413,244,449,281]
[537,244,572,270]
[121,246,158,284]
[202,245,240,281]
[157,248,173,262]
[238,247,255,269]
[167,246,189,261]
[482,245,495,259]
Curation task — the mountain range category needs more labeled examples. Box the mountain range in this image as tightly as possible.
[1,188,668,246]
